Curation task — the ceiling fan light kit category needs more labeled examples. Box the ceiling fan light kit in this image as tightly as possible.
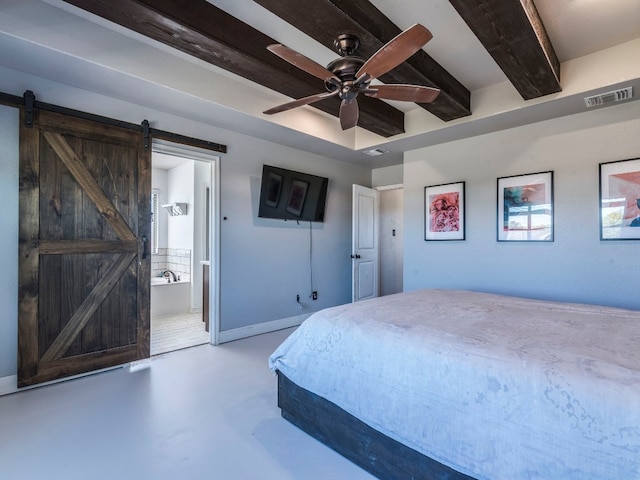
[263,23,441,130]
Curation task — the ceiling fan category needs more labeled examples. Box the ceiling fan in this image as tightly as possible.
[263,23,440,131]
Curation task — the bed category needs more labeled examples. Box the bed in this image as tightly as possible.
[269,289,640,480]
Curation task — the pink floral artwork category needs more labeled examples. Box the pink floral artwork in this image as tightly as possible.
[429,192,459,232]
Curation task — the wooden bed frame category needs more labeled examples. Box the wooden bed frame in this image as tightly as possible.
[277,372,477,480]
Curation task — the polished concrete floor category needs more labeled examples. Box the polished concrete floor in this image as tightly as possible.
[0,329,375,480]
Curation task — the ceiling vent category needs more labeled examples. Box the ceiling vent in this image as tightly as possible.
[584,87,633,108]
[364,148,390,156]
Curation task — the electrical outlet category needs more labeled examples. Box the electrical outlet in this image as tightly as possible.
[312,291,318,300]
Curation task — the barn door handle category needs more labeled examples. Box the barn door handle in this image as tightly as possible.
[350,254,361,259]
[142,235,148,259]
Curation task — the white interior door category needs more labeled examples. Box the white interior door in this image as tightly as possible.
[352,185,379,302]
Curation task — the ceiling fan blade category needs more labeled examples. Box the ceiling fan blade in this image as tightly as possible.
[365,84,440,103]
[339,98,359,130]
[267,44,341,85]
[263,90,338,115]
[356,24,433,82]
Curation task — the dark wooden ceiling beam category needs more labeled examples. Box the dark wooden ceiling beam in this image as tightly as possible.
[253,0,472,122]
[62,0,404,137]
[448,0,561,99]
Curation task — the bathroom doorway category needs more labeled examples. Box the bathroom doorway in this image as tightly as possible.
[150,141,219,355]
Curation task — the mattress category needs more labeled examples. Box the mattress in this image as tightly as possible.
[269,289,640,480]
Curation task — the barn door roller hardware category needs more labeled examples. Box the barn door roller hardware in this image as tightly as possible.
[23,90,35,128]
[142,119,150,150]
[9,89,226,153]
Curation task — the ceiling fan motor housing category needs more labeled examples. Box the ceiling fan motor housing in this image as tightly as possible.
[324,55,368,97]
[325,33,368,97]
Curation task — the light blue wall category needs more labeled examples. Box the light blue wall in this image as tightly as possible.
[372,164,403,187]
[404,101,640,310]
[0,67,369,380]
[219,141,369,330]
[0,105,18,377]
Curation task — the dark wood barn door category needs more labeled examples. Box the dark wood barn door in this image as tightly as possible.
[18,109,151,387]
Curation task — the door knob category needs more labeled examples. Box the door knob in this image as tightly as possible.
[350,254,361,259]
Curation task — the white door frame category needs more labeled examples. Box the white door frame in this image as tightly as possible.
[152,139,221,345]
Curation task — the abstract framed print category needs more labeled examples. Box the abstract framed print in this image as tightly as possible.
[497,171,553,242]
[424,181,465,241]
[599,157,640,240]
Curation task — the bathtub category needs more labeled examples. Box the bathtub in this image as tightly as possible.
[150,278,191,317]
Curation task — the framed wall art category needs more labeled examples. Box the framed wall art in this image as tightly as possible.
[424,181,465,241]
[599,157,640,240]
[497,171,553,242]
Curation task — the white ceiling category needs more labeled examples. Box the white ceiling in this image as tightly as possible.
[152,152,191,172]
[0,0,639,168]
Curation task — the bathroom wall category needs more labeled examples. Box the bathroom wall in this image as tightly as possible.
[153,158,210,312]
[167,161,195,252]
[152,248,191,282]
[151,163,194,318]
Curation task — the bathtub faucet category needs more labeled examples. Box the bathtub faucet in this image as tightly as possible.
[162,270,178,282]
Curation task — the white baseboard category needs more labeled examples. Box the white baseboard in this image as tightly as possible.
[0,375,17,396]
[217,313,310,344]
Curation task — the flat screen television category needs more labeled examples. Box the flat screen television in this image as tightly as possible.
[258,164,329,222]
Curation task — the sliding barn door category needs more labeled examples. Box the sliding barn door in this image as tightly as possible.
[18,109,151,387]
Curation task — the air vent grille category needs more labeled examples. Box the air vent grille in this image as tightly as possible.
[584,87,633,108]
[364,148,390,156]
